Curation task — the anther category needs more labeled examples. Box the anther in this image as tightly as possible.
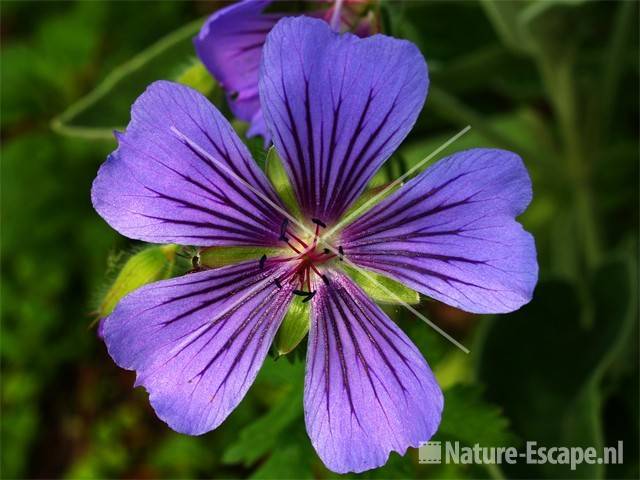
[274,278,282,289]
[311,218,326,228]
[323,248,330,254]
[292,289,309,297]
[259,254,267,270]
[338,246,344,260]
[279,219,289,241]
[321,274,329,285]
[302,291,316,303]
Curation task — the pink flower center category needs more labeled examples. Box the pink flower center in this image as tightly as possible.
[265,218,342,301]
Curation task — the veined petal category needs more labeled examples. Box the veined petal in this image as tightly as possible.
[194,0,282,141]
[305,271,442,473]
[341,148,538,314]
[91,80,287,247]
[259,17,428,224]
[103,260,294,435]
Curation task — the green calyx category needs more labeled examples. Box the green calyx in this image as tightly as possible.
[199,246,283,269]
[341,264,421,305]
[274,300,310,357]
[265,147,303,219]
[98,244,178,318]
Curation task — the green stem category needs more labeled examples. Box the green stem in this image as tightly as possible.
[538,55,601,272]
[485,462,507,480]
[50,17,206,140]
[599,0,635,141]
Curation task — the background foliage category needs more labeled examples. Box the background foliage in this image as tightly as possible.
[2,1,638,478]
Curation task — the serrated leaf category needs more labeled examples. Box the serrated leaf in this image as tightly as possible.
[342,264,420,305]
[199,246,281,269]
[437,384,518,447]
[274,300,310,356]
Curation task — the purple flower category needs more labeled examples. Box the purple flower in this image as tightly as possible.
[194,0,377,144]
[92,17,537,473]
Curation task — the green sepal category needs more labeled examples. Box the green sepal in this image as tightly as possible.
[274,300,310,356]
[199,246,282,269]
[99,244,177,318]
[265,147,302,219]
[342,264,420,305]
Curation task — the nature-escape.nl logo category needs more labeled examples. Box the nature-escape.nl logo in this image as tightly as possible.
[419,441,624,471]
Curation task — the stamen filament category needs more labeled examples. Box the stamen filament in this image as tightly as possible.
[287,241,302,254]
[311,223,320,249]
[267,256,299,263]
[309,264,323,277]
[267,218,332,302]
[286,230,308,248]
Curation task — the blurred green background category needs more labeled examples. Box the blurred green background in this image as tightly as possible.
[2,1,638,478]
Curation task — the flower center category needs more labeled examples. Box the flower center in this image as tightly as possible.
[262,218,342,302]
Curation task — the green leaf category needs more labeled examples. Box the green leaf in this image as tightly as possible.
[342,264,420,305]
[98,244,177,318]
[199,246,282,269]
[437,384,518,447]
[264,147,302,219]
[149,436,216,477]
[476,255,637,478]
[274,300,310,356]
[433,349,474,390]
[51,17,212,140]
[223,371,304,467]
[248,430,313,480]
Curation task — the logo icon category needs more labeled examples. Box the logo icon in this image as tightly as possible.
[419,441,442,464]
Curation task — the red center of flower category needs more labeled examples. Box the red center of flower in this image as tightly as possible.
[263,218,341,301]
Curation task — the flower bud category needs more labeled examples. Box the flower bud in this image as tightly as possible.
[175,60,216,96]
[98,244,178,320]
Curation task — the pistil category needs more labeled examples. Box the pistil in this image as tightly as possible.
[265,218,341,299]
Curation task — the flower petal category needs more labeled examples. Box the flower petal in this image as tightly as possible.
[194,0,281,141]
[259,17,428,224]
[305,271,442,473]
[91,80,287,247]
[341,148,538,313]
[103,260,294,435]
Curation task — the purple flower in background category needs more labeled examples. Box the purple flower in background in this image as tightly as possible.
[194,0,377,144]
[92,17,537,473]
